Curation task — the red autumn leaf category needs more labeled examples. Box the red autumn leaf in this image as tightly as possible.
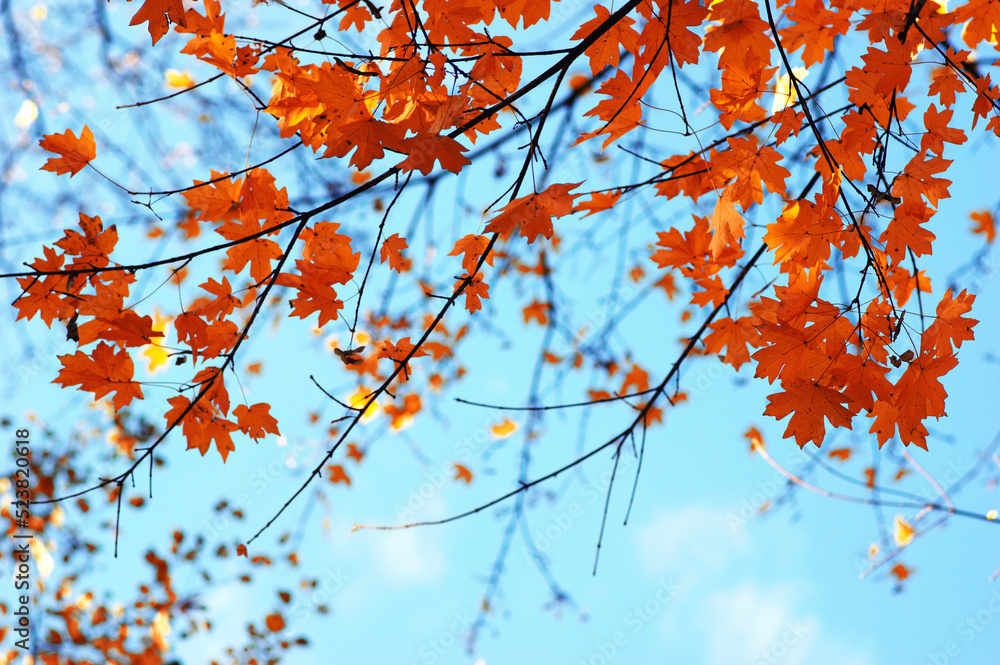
[574,190,621,217]
[327,464,351,485]
[703,316,764,370]
[384,393,422,431]
[265,613,285,632]
[183,171,241,223]
[40,126,97,177]
[620,364,649,395]
[890,563,912,582]
[921,105,967,155]
[455,272,490,313]
[744,426,765,452]
[129,0,186,45]
[164,394,239,462]
[398,134,471,175]
[378,337,429,377]
[571,4,640,76]
[713,136,790,209]
[453,463,473,484]
[346,443,364,463]
[449,234,494,274]
[868,351,958,449]
[708,186,744,259]
[827,448,852,462]
[522,300,550,325]
[763,380,853,448]
[922,289,977,358]
[484,183,582,243]
[970,210,996,244]
[55,343,144,412]
[890,151,952,210]
[234,403,280,440]
[380,233,409,272]
[216,217,284,283]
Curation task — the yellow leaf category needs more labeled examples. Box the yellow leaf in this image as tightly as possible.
[165,69,195,90]
[490,418,518,439]
[893,514,915,547]
[142,344,170,374]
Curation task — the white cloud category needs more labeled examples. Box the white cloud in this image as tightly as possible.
[633,505,748,579]
[700,583,816,665]
[370,528,446,586]
[698,583,877,665]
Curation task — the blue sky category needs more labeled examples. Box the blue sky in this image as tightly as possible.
[2,0,1000,663]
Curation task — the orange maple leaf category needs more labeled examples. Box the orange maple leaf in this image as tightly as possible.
[265,613,285,632]
[827,448,852,462]
[970,210,996,244]
[863,467,876,488]
[778,1,850,67]
[744,425,765,452]
[40,126,97,177]
[183,171,241,223]
[484,182,582,243]
[708,186,744,259]
[574,190,621,217]
[703,316,763,370]
[571,4,639,76]
[453,463,474,484]
[449,234,494,274]
[522,300,550,325]
[327,464,351,485]
[346,443,365,463]
[890,563,912,582]
[456,272,490,313]
[378,336,428,369]
[713,136,790,209]
[399,134,470,175]
[233,403,280,440]
[704,0,773,74]
[890,151,952,210]
[763,380,853,447]
[620,364,649,394]
[129,0,186,45]
[868,351,958,449]
[380,233,409,272]
[880,201,936,264]
[921,105,967,155]
[55,343,143,412]
[922,288,977,358]
[164,394,239,462]
[384,393,422,430]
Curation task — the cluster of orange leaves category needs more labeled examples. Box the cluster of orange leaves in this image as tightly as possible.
[23,0,1000,472]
